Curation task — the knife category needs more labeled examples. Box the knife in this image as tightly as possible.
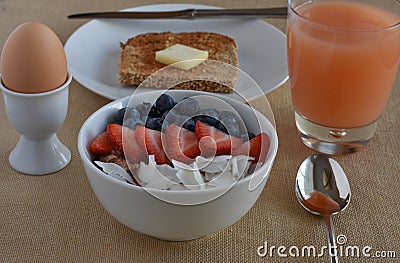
[67,7,287,19]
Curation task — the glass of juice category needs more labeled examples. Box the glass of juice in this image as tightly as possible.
[287,0,400,154]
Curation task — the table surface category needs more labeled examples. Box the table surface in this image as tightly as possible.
[1,0,399,262]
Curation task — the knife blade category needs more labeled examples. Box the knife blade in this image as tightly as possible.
[67,7,287,19]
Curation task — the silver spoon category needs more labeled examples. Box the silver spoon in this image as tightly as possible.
[295,154,351,263]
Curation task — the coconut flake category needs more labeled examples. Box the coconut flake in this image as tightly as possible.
[231,155,253,179]
[96,153,255,191]
[95,161,136,185]
[174,160,205,190]
[138,155,178,190]
[206,169,236,187]
[195,155,231,173]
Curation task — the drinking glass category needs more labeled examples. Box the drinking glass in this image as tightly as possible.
[287,0,400,154]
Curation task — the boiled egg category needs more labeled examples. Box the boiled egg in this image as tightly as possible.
[0,22,68,93]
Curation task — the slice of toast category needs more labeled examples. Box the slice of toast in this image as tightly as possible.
[118,32,238,93]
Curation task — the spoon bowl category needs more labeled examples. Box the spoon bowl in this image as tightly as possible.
[295,154,351,263]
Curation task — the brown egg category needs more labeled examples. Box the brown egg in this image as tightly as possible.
[0,22,68,93]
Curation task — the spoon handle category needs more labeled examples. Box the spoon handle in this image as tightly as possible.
[324,215,338,263]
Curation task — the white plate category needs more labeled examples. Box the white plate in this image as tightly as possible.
[65,4,288,100]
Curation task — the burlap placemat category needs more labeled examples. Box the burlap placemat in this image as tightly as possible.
[1,0,399,262]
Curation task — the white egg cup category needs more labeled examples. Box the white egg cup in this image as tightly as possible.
[0,74,72,175]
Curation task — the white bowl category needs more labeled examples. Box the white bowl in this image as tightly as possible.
[78,90,278,241]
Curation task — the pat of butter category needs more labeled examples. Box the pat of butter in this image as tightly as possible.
[155,44,208,70]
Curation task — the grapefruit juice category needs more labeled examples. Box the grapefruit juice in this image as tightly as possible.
[287,1,400,128]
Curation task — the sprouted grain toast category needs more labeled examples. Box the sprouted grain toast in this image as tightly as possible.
[118,32,238,93]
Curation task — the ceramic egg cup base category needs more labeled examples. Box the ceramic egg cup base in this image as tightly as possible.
[0,73,72,176]
[9,134,71,175]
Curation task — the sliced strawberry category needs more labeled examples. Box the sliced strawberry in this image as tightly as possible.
[198,136,216,158]
[122,127,148,164]
[146,128,171,165]
[134,125,171,165]
[134,125,146,149]
[194,121,242,156]
[106,124,147,163]
[106,124,123,151]
[233,132,270,164]
[165,124,200,164]
[90,132,114,154]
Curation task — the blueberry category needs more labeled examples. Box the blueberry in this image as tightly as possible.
[240,131,255,141]
[177,97,199,116]
[219,111,240,123]
[156,94,175,113]
[161,110,169,120]
[149,105,162,118]
[199,108,219,119]
[197,108,219,126]
[217,122,228,134]
[125,108,141,121]
[116,108,126,122]
[145,117,163,131]
[117,107,141,122]
[136,103,151,118]
[209,118,222,130]
[161,121,170,133]
[182,118,195,132]
[220,117,241,137]
[247,132,255,140]
[193,115,220,128]
[162,109,178,123]
[174,114,190,127]
[219,110,246,135]
[124,118,144,130]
